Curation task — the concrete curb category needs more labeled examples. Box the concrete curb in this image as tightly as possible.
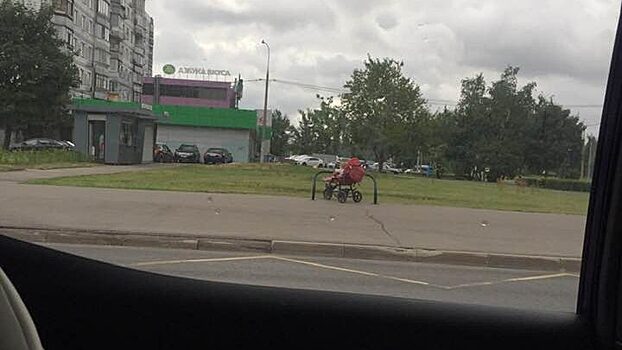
[0,226,581,273]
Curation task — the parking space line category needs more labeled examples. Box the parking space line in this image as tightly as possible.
[130,253,581,291]
[272,256,380,277]
[273,256,439,287]
[447,273,578,290]
[130,255,273,267]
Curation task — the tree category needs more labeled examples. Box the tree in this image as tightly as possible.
[289,95,346,155]
[0,1,79,149]
[341,57,428,170]
[525,97,585,178]
[445,67,585,180]
[270,110,291,156]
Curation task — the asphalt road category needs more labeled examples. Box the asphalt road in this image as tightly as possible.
[39,243,580,313]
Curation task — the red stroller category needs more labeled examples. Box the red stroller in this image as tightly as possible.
[323,158,366,203]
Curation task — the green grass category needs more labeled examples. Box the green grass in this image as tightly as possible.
[28,164,589,215]
[0,149,96,171]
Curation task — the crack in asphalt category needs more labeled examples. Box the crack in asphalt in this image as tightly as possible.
[365,209,402,247]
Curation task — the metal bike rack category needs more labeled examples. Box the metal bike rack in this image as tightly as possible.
[311,171,378,205]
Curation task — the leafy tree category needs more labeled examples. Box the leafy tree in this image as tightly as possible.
[289,95,346,155]
[525,97,585,177]
[446,67,585,180]
[341,57,428,170]
[0,1,79,149]
[289,109,315,155]
[270,109,291,156]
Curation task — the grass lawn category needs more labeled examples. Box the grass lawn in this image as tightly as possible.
[28,164,589,215]
[0,150,96,172]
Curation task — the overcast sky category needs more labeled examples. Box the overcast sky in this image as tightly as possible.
[146,0,620,135]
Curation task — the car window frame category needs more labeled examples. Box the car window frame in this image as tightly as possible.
[577,5,622,348]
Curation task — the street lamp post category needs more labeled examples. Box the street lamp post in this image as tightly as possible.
[260,40,271,163]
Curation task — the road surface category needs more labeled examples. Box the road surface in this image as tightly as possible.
[40,243,580,313]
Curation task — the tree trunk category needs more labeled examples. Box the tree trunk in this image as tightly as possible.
[3,125,12,150]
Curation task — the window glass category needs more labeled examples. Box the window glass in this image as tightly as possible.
[4,0,619,315]
[120,122,135,146]
[97,0,109,16]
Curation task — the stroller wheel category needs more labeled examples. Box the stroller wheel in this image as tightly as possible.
[323,187,334,200]
[352,190,363,203]
[337,190,348,204]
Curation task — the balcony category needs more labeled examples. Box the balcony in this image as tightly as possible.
[132,56,144,67]
[110,26,124,40]
[133,46,145,56]
[134,16,147,29]
[134,26,145,39]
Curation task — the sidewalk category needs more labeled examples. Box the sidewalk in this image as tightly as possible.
[0,170,586,259]
[0,163,172,183]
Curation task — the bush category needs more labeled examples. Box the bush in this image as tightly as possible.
[0,149,89,165]
[522,176,591,193]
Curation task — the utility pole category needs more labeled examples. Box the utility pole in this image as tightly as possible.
[260,40,270,163]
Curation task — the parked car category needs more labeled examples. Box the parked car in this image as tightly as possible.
[59,140,75,149]
[153,144,174,163]
[297,156,325,167]
[174,144,201,163]
[383,164,403,175]
[405,165,432,176]
[204,148,233,164]
[9,138,72,151]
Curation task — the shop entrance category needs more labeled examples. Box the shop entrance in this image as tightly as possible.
[88,121,106,162]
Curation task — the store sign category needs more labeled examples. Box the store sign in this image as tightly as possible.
[178,67,231,76]
[162,64,176,75]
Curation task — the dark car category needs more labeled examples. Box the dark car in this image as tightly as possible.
[174,144,201,163]
[204,148,233,164]
[153,144,174,163]
[9,138,73,151]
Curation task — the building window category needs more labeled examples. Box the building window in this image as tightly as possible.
[95,74,108,90]
[97,0,109,16]
[95,23,109,41]
[142,83,154,95]
[66,30,73,46]
[53,0,73,17]
[95,48,109,64]
[158,85,228,100]
[120,122,135,146]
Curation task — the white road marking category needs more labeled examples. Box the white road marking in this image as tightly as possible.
[129,253,580,291]
[383,276,435,287]
[504,273,574,282]
[271,256,380,277]
[448,273,578,290]
[130,255,273,267]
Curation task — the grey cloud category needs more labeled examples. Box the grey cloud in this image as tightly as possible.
[376,13,399,30]
[153,30,205,63]
[161,0,336,31]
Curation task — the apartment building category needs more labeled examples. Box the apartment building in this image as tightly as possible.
[14,0,154,102]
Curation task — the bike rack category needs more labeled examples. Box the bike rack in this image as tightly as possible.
[311,171,378,205]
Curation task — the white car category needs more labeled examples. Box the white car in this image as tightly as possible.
[297,156,325,167]
[384,165,403,174]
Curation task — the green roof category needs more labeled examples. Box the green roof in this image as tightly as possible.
[71,98,258,130]
[153,105,258,130]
